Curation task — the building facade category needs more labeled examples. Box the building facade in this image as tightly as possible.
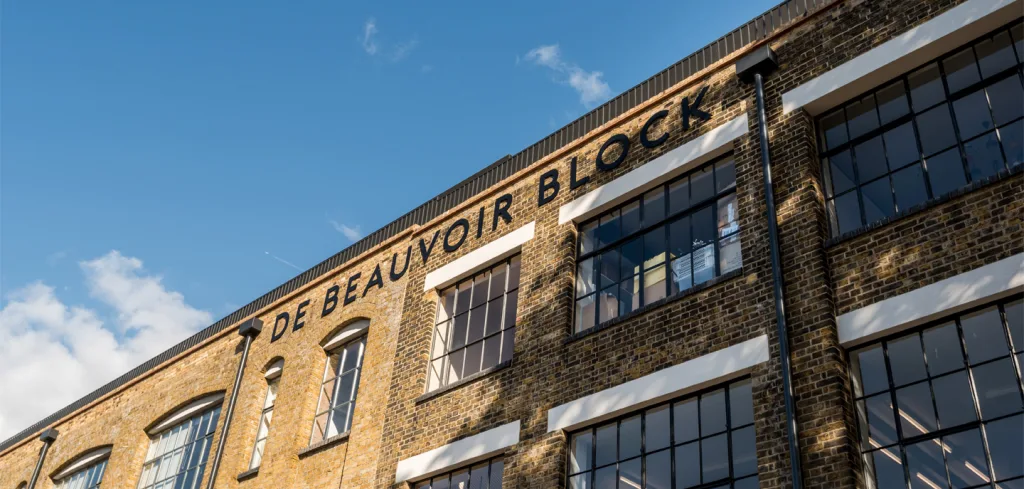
[2,0,1022,487]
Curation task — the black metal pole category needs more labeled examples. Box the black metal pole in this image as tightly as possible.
[752,67,805,489]
[27,428,58,489]
[205,318,262,489]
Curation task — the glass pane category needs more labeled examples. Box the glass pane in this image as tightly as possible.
[909,64,946,111]
[489,265,506,300]
[620,415,641,460]
[848,94,881,139]
[594,466,616,489]
[481,334,501,370]
[463,341,483,377]
[643,227,667,268]
[644,187,666,226]
[986,414,1024,481]
[883,122,920,169]
[599,286,620,324]
[669,179,690,215]
[897,162,929,209]
[668,216,691,260]
[717,194,739,238]
[451,314,468,351]
[578,258,596,298]
[987,75,1024,126]
[690,166,715,205]
[917,104,958,156]
[856,136,889,182]
[470,464,489,489]
[896,382,938,437]
[621,238,643,277]
[972,359,1021,420]
[428,359,443,392]
[944,429,990,488]
[439,288,456,322]
[888,335,928,386]
[676,442,700,488]
[944,47,981,93]
[619,275,639,316]
[954,90,996,140]
[569,474,588,489]
[505,289,518,328]
[618,459,641,489]
[692,245,715,286]
[674,398,699,443]
[468,306,486,344]
[701,389,727,434]
[471,274,489,309]
[693,207,718,251]
[878,80,911,124]
[701,433,729,483]
[962,307,1011,364]
[485,298,503,337]
[621,201,641,237]
[976,32,1018,77]
[432,322,450,360]
[719,233,742,276]
[598,211,621,248]
[859,394,898,450]
[821,109,849,149]
[576,295,596,333]
[456,281,472,315]
[730,381,754,427]
[828,151,857,195]
[645,450,672,489]
[932,371,977,429]
[489,460,504,488]
[868,448,906,489]
[499,327,514,364]
[852,345,890,397]
[832,191,862,236]
[906,438,947,489]
[447,350,464,383]
[599,249,621,288]
[433,478,450,489]
[716,159,736,192]
[596,423,617,467]
[643,265,667,305]
[669,256,692,295]
[732,426,757,477]
[451,469,469,489]
[964,131,1005,181]
[925,148,968,196]
[1000,119,1024,167]
[581,221,599,255]
[924,322,965,376]
[1006,300,1023,352]
[862,177,895,223]
[571,431,593,473]
[646,405,671,451]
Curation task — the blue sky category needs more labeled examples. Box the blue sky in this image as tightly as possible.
[0,1,779,438]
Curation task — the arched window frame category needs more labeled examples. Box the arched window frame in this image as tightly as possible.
[308,319,369,445]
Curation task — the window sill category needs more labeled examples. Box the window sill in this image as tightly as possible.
[236,468,259,481]
[825,164,1022,247]
[297,431,350,458]
[565,268,745,344]
[415,360,513,404]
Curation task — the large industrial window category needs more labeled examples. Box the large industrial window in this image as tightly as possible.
[412,458,504,489]
[137,406,221,489]
[567,379,758,489]
[248,371,280,470]
[311,335,366,444]
[850,297,1024,489]
[574,156,741,334]
[428,256,520,392]
[818,22,1024,238]
[54,458,108,489]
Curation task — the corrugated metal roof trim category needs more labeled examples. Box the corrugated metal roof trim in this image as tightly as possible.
[0,0,835,453]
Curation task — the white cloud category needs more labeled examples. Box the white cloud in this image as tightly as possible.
[392,38,419,62]
[329,219,362,242]
[0,251,212,441]
[523,44,612,108]
[361,18,379,55]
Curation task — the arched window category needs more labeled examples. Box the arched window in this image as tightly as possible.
[248,359,283,470]
[310,319,369,445]
[137,393,224,489]
[51,446,111,489]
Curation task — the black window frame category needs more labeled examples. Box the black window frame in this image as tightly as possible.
[565,378,759,489]
[573,154,741,335]
[411,456,505,489]
[848,294,1024,489]
[817,20,1024,239]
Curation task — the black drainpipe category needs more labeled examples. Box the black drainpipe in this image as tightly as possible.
[205,317,263,489]
[736,46,804,489]
[27,428,58,489]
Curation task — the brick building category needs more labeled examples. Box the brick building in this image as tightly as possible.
[2,0,1022,487]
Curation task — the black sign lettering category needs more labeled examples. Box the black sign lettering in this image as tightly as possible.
[363,264,384,297]
[444,219,470,253]
[681,86,710,131]
[390,246,411,281]
[538,169,560,207]
[419,230,440,263]
[596,134,630,171]
[293,300,309,332]
[492,194,513,231]
[570,156,589,190]
[344,273,361,306]
[322,285,339,317]
[270,312,289,343]
[640,109,670,148]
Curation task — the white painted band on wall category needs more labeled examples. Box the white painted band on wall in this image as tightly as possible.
[782,0,1022,115]
[547,335,769,433]
[51,447,112,481]
[558,114,749,225]
[838,253,1024,348]
[394,420,520,483]
[423,222,535,292]
[148,393,226,435]
[322,319,370,351]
